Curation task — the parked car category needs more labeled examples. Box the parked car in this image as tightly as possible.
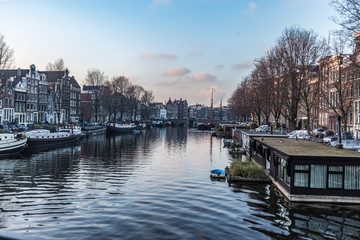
[9,125,19,132]
[16,124,27,131]
[289,132,311,140]
[323,130,335,137]
[322,136,338,144]
[255,125,269,132]
[335,132,353,140]
[329,140,360,149]
[312,128,325,137]
[0,124,11,132]
[288,130,308,137]
[274,129,290,134]
[342,140,360,150]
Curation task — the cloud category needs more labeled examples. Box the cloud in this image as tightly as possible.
[191,73,217,83]
[163,66,191,76]
[248,2,257,11]
[232,60,253,70]
[214,64,225,70]
[151,0,170,7]
[140,51,177,61]
[187,50,203,56]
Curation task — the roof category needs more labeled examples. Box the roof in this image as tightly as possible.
[254,137,360,158]
[40,71,66,82]
[69,76,80,88]
[83,85,103,91]
[0,69,29,79]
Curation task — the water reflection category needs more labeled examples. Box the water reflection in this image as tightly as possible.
[0,128,359,239]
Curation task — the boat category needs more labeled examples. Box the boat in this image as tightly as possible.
[81,125,107,137]
[223,139,234,147]
[210,169,226,178]
[229,148,245,155]
[25,129,82,149]
[0,133,27,155]
[107,123,136,134]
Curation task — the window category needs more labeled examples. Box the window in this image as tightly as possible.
[310,165,326,189]
[328,166,343,189]
[277,157,291,185]
[345,166,360,190]
[294,165,309,187]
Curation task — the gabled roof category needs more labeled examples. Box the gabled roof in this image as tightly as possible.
[70,76,81,88]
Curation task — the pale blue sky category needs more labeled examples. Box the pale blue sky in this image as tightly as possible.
[0,0,339,106]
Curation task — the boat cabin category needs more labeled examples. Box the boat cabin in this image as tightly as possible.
[251,137,360,203]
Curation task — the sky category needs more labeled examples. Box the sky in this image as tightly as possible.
[0,0,340,106]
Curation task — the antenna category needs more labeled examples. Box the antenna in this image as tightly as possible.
[210,89,214,124]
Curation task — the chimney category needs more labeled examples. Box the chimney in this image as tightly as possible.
[17,68,21,78]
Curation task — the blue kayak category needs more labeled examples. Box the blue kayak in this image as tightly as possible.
[210,169,225,175]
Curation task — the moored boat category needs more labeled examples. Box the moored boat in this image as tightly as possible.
[210,169,226,178]
[25,129,82,149]
[107,123,136,134]
[81,125,107,137]
[0,133,27,155]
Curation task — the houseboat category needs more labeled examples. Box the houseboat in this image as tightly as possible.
[81,124,107,137]
[107,123,136,134]
[25,129,82,149]
[250,136,360,203]
[0,133,27,155]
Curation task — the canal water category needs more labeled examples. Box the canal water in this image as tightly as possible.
[0,127,360,240]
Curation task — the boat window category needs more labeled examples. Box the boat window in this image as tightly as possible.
[345,166,360,190]
[310,165,326,189]
[277,157,290,185]
[328,165,343,189]
[294,164,309,187]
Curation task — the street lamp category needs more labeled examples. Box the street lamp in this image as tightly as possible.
[336,115,343,149]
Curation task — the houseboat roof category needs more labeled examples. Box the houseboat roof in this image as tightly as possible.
[254,137,360,158]
[236,130,287,137]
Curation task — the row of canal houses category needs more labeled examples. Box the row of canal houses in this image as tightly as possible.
[300,31,360,138]
[0,64,81,125]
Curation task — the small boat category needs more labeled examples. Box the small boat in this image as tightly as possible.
[107,123,136,134]
[229,148,245,155]
[210,169,226,178]
[25,129,82,150]
[0,133,27,155]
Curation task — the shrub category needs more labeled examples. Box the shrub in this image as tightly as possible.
[229,159,266,179]
[34,124,41,129]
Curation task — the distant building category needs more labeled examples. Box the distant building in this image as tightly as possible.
[166,98,188,119]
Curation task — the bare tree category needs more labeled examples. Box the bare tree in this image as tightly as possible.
[112,76,130,121]
[140,90,154,120]
[331,0,360,41]
[228,77,251,121]
[46,58,67,71]
[126,84,144,121]
[0,34,15,69]
[85,68,107,122]
[276,26,324,130]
